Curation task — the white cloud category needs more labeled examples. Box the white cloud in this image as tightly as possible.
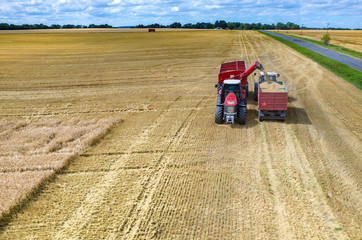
[0,0,360,28]
[204,5,222,10]
[109,0,121,5]
[171,6,179,12]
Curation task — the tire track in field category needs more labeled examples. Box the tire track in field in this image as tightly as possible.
[52,95,183,239]
[53,81,205,239]
[238,31,293,238]
[119,99,203,240]
[247,31,351,239]
[258,124,294,240]
[244,31,343,238]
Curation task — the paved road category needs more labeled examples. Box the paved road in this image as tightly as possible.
[262,31,362,71]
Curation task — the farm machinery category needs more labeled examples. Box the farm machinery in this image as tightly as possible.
[254,71,288,121]
[214,60,263,124]
[253,72,280,101]
[214,60,288,124]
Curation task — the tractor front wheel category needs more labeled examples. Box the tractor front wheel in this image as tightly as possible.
[215,106,223,124]
[237,107,246,125]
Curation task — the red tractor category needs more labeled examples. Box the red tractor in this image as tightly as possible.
[214,60,263,124]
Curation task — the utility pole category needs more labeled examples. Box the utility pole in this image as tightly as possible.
[300,24,303,35]
[327,23,329,33]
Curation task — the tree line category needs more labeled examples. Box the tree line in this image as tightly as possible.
[0,21,355,31]
[0,23,113,30]
[136,21,303,30]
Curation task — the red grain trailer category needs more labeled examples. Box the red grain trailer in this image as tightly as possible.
[218,60,262,97]
[257,81,288,121]
[148,28,155,32]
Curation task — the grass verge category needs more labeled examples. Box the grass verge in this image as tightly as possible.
[259,31,362,90]
[274,32,362,60]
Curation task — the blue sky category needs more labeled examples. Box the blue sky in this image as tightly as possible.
[0,0,361,28]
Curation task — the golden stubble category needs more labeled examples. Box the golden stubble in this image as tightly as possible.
[0,30,361,239]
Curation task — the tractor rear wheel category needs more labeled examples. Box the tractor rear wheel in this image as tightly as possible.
[237,107,246,124]
[215,106,223,124]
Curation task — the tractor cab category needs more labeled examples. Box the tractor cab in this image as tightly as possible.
[222,79,242,102]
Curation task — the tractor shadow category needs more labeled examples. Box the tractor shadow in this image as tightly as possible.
[230,109,259,129]
[253,107,311,125]
[285,106,312,125]
[230,106,312,127]
[288,96,298,102]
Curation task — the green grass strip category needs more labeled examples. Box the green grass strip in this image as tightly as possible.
[259,31,362,90]
[275,32,362,60]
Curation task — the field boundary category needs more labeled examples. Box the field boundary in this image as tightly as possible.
[270,31,362,60]
[259,31,362,89]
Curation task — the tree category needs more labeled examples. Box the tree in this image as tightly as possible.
[291,24,300,30]
[50,24,61,29]
[170,22,181,28]
[219,20,228,29]
[276,22,285,30]
[227,22,235,30]
[182,23,194,28]
[214,20,227,29]
[243,23,251,30]
[321,33,331,45]
[63,24,75,29]
[0,23,9,30]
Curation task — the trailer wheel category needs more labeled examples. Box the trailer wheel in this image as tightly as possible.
[237,107,246,125]
[254,82,258,101]
[258,112,263,122]
[215,106,223,124]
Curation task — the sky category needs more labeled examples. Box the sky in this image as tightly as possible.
[0,0,361,28]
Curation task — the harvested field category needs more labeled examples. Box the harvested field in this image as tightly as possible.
[273,29,362,52]
[0,30,361,239]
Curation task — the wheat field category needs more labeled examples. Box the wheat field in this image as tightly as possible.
[273,29,362,52]
[0,29,361,239]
